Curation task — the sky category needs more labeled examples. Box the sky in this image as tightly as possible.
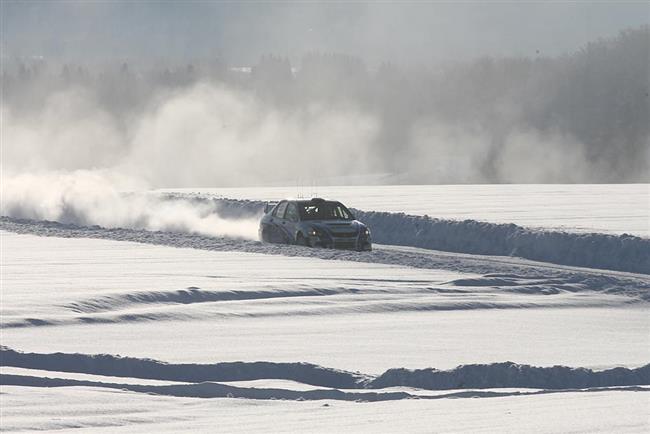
[2,1,649,65]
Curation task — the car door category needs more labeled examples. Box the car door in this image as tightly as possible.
[283,202,300,241]
[270,200,289,243]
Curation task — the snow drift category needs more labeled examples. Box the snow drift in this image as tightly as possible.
[167,195,650,274]
[0,347,366,389]
[1,192,648,274]
[369,363,650,390]
[0,374,414,402]
[2,347,648,393]
[356,210,650,274]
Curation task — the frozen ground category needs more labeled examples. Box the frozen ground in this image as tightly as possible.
[1,184,649,432]
[162,184,650,237]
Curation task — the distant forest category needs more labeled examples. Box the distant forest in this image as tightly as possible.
[3,26,648,183]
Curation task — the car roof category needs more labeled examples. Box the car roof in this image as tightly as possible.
[296,198,335,205]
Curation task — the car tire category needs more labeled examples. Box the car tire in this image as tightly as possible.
[296,233,309,247]
[261,227,272,243]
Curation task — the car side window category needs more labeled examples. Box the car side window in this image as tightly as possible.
[285,202,299,222]
[274,201,288,218]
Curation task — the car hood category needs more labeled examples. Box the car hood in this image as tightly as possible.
[306,220,366,234]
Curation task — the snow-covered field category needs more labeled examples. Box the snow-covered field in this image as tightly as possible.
[1,185,649,432]
[2,385,647,433]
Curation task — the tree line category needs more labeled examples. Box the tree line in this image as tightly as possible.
[3,26,648,183]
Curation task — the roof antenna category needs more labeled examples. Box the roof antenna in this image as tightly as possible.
[296,177,304,199]
[312,178,319,199]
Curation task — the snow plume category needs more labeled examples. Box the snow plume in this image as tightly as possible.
[123,85,378,187]
[1,82,376,235]
[0,171,260,240]
[1,83,378,186]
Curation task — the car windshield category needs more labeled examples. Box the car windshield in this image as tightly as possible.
[299,201,354,221]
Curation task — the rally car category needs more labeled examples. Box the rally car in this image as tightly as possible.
[259,198,372,251]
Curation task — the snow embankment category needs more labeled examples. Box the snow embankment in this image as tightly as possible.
[2,347,648,395]
[2,193,648,274]
[369,363,650,390]
[196,195,650,274]
[358,210,649,275]
[0,346,367,389]
[0,373,414,402]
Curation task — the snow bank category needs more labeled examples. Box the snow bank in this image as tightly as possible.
[166,195,650,274]
[0,373,413,402]
[0,347,366,389]
[370,362,650,390]
[357,210,650,274]
[2,348,648,393]
[2,193,648,274]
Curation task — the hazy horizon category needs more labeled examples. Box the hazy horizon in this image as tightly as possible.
[1,2,648,194]
[2,1,649,66]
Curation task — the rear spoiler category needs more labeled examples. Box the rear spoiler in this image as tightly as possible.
[263,201,278,214]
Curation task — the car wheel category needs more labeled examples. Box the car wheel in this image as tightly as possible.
[296,233,309,247]
[261,227,272,243]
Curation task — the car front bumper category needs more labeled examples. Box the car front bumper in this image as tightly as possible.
[309,235,372,251]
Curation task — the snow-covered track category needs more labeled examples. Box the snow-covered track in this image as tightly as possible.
[2,217,648,301]
[3,193,649,274]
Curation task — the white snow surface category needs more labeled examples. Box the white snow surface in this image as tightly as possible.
[2,386,648,433]
[161,184,650,237]
[2,183,650,432]
[1,233,648,368]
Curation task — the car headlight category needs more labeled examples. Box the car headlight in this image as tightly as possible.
[363,228,370,236]
[308,228,319,237]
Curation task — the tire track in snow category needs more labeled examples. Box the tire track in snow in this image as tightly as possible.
[63,287,353,313]
[5,298,626,330]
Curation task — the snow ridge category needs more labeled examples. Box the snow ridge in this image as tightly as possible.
[0,374,414,402]
[64,287,345,313]
[174,195,650,274]
[2,193,649,275]
[4,373,646,402]
[358,210,650,274]
[369,363,650,390]
[2,347,648,393]
[0,347,367,389]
